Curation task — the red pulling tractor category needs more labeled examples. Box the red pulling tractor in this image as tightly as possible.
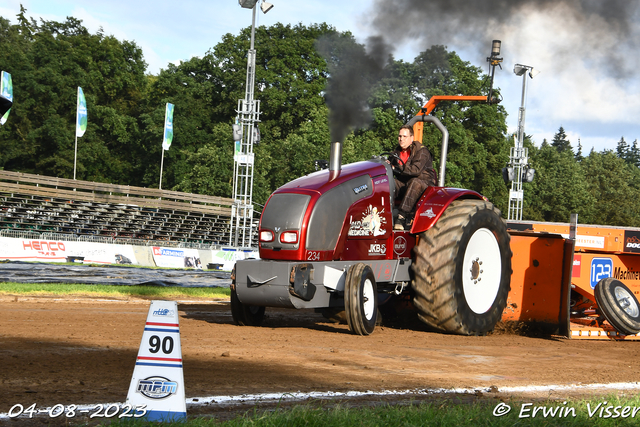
[231,95,512,336]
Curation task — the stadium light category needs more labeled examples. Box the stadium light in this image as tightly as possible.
[239,0,259,8]
[514,64,540,79]
[261,1,274,13]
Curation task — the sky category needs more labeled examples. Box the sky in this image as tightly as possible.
[1,0,639,154]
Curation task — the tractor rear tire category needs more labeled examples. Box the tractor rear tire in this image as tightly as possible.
[344,263,378,335]
[412,199,512,335]
[595,278,640,336]
[230,268,265,326]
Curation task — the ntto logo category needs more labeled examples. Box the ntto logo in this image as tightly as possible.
[153,308,175,317]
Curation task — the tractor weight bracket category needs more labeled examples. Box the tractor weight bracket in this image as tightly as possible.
[289,264,316,302]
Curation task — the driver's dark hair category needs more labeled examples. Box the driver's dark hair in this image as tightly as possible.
[400,124,414,136]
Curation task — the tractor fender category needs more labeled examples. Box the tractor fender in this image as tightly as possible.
[410,187,485,234]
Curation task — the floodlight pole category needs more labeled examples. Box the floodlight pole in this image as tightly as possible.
[507,64,534,221]
[230,2,261,248]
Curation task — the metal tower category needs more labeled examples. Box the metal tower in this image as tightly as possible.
[230,1,272,248]
[507,64,538,221]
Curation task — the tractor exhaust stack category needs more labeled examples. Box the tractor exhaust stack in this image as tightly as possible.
[329,141,342,177]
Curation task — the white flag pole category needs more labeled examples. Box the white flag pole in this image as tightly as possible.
[159,103,174,193]
[73,133,78,180]
[159,149,165,191]
[74,87,79,180]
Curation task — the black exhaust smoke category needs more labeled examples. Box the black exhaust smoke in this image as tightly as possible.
[316,0,638,174]
[365,0,639,80]
[316,34,392,172]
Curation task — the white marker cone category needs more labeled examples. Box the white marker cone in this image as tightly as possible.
[126,300,186,421]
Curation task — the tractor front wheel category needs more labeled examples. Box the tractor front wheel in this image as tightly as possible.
[344,263,378,335]
[412,199,512,335]
[230,268,265,326]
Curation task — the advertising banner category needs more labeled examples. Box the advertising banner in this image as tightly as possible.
[0,237,138,264]
[76,87,87,137]
[162,103,174,151]
[1,71,13,124]
[209,248,259,271]
[151,246,202,269]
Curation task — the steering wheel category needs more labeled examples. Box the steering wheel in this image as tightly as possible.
[381,151,406,169]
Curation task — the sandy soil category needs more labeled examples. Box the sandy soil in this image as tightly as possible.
[2,295,639,424]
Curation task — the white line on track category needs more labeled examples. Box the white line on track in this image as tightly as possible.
[186,382,640,406]
[2,382,640,419]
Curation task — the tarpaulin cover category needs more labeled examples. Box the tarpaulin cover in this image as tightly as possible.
[0,261,231,288]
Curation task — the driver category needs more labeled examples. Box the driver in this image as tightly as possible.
[389,124,436,230]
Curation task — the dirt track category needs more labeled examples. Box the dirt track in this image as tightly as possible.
[2,295,640,423]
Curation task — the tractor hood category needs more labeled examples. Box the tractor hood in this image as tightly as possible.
[278,160,387,193]
[258,160,391,260]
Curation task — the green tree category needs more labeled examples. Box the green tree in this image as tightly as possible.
[524,144,594,222]
[575,139,583,162]
[630,139,640,167]
[616,136,629,161]
[171,123,235,197]
[580,150,640,227]
[551,126,573,154]
[148,23,336,202]
[0,11,147,183]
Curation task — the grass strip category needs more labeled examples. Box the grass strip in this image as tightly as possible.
[0,282,230,299]
[100,395,640,426]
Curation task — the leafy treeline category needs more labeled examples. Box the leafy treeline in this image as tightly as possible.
[0,9,638,227]
[524,129,640,227]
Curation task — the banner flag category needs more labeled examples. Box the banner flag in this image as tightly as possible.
[76,87,87,137]
[0,71,13,125]
[162,103,174,151]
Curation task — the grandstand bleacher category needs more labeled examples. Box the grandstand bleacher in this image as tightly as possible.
[0,170,258,248]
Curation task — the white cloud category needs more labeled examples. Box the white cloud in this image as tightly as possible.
[486,3,640,153]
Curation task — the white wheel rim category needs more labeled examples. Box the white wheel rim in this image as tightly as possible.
[614,286,639,317]
[362,278,375,320]
[462,228,502,314]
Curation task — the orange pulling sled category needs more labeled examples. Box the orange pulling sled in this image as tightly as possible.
[505,218,640,340]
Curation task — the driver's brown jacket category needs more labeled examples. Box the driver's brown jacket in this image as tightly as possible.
[392,140,436,186]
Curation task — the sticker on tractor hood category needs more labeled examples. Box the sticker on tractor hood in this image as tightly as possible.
[353,184,369,194]
[348,205,387,237]
[373,177,388,185]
